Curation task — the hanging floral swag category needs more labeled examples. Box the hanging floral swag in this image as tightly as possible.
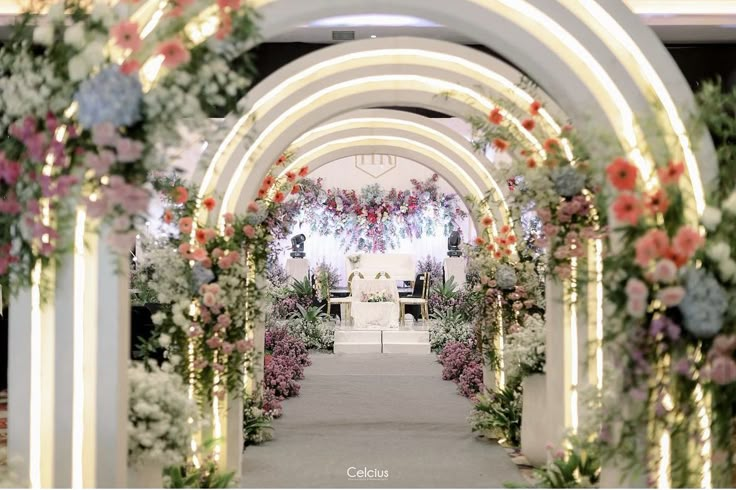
[137,160,305,405]
[0,0,258,300]
[292,174,467,253]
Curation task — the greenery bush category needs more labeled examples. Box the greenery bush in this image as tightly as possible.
[534,433,601,488]
[468,379,522,447]
[428,310,473,353]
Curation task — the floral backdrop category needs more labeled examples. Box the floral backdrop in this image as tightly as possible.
[291,174,467,253]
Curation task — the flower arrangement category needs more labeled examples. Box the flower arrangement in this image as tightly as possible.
[0,0,259,299]
[468,381,522,446]
[293,175,467,252]
[438,340,480,383]
[504,313,546,382]
[264,354,301,399]
[313,260,339,302]
[428,310,473,353]
[243,395,273,447]
[361,290,394,303]
[128,361,197,468]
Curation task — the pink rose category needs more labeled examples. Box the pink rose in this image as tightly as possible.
[243,224,256,238]
[626,296,647,318]
[657,286,685,307]
[225,225,234,237]
[188,324,203,338]
[223,212,234,224]
[625,277,648,301]
[236,339,253,353]
[206,336,223,349]
[221,342,234,354]
[203,292,216,307]
[652,259,677,284]
[710,355,736,385]
[217,314,231,327]
[92,122,117,147]
[212,247,224,259]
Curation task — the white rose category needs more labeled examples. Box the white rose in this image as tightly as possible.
[81,41,106,69]
[170,354,181,366]
[63,22,86,49]
[158,334,171,348]
[151,311,166,325]
[701,206,722,231]
[68,56,90,82]
[707,241,731,264]
[33,24,54,46]
[90,1,115,27]
[723,190,736,215]
[720,259,736,282]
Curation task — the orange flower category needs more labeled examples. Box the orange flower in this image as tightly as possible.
[492,138,509,152]
[156,38,191,69]
[657,161,685,185]
[503,247,512,256]
[672,225,704,259]
[173,186,188,204]
[606,157,638,191]
[481,215,493,227]
[223,212,234,224]
[530,100,542,116]
[521,118,535,131]
[291,184,300,195]
[262,175,275,188]
[500,224,511,235]
[494,251,502,259]
[488,107,503,125]
[645,189,669,215]
[520,149,529,157]
[202,196,216,211]
[195,228,207,244]
[286,171,297,182]
[526,157,537,169]
[191,248,207,261]
[163,209,173,224]
[298,166,309,177]
[611,192,642,225]
[543,138,560,153]
[274,191,285,203]
[178,217,193,234]
[474,237,485,246]
[276,155,287,166]
[120,59,140,75]
[257,188,267,199]
[507,234,517,244]
[485,244,495,252]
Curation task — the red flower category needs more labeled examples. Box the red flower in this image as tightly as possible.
[291,184,300,195]
[503,247,512,256]
[173,186,188,204]
[195,228,207,244]
[521,118,535,131]
[543,138,560,153]
[257,187,267,199]
[156,38,191,69]
[493,251,502,259]
[645,189,669,215]
[672,225,703,259]
[500,224,511,235]
[488,107,503,125]
[215,13,232,40]
[507,234,517,244]
[202,196,216,211]
[485,244,495,252]
[163,209,173,224]
[605,157,638,191]
[657,161,685,185]
[298,166,309,177]
[530,100,542,116]
[492,138,509,152]
[286,171,297,182]
[216,0,240,9]
[611,192,642,225]
[274,191,285,203]
[481,216,493,227]
[526,157,537,169]
[276,155,287,166]
[262,175,275,188]
[120,60,141,75]
[110,21,142,51]
[474,237,485,246]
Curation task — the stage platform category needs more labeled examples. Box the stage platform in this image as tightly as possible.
[334,327,430,354]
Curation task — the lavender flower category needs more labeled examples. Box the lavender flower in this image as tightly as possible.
[679,267,727,338]
[75,66,142,127]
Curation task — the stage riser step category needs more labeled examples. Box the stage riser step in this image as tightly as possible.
[381,344,431,355]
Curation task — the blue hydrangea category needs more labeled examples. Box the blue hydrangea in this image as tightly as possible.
[75,66,142,128]
[496,264,517,290]
[679,267,727,338]
[552,166,586,198]
[191,263,215,293]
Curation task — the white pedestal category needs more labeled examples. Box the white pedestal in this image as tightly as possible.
[521,374,548,466]
[334,330,382,354]
[285,258,310,283]
[443,257,466,288]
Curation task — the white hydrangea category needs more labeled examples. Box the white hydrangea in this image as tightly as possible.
[33,23,54,45]
[701,206,722,231]
[63,22,87,49]
[707,241,731,264]
[723,190,736,215]
[720,259,736,283]
[128,362,197,468]
[504,313,546,382]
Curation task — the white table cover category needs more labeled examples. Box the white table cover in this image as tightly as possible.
[443,257,466,288]
[286,258,310,282]
[350,278,399,329]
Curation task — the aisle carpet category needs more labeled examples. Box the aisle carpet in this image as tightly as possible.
[241,354,524,488]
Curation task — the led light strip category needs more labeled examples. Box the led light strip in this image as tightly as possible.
[30,262,42,489]
[71,208,86,489]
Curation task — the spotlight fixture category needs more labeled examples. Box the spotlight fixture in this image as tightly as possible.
[290,234,306,258]
[447,231,462,257]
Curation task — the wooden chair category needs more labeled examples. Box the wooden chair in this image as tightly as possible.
[375,271,391,279]
[399,272,430,324]
[329,271,364,322]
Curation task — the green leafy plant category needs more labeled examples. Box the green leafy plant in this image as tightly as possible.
[164,439,236,488]
[428,309,472,353]
[286,305,334,351]
[468,379,522,447]
[288,276,314,301]
[534,434,601,488]
[243,396,273,447]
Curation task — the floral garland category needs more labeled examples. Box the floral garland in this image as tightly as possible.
[0,0,257,299]
[293,174,467,253]
[466,99,604,281]
[139,162,305,405]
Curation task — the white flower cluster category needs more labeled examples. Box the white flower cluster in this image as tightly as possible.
[139,244,191,304]
[0,47,72,133]
[128,361,198,468]
[706,241,736,284]
[504,313,546,382]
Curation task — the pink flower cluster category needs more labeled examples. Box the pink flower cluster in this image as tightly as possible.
[703,335,736,385]
[263,328,312,405]
[438,340,483,399]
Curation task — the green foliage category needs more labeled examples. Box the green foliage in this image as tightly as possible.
[534,434,601,488]
[243,396,273,447]
[696,80,736,202]
[428,310,473,353]
[164,440,235,488]
[288,276,314,301]
[284,305,334,351]
[289,304,328,325]
[469,379,522,447]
